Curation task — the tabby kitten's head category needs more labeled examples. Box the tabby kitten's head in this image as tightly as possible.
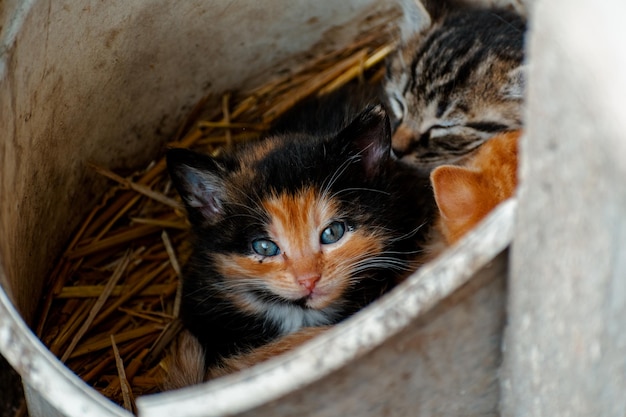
[431,130,519,245]
[167,106,433,331]
[386,8,526,174]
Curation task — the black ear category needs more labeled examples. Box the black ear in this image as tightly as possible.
[166,148,226,226]
[336,104,392,177]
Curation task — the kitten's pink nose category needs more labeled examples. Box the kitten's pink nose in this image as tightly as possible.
[298,274,320,292]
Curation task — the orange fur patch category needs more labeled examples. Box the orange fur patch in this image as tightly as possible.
[431,130,520,245]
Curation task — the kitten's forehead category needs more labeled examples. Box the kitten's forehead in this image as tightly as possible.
[398,69,523,129]
[262,188,337,249]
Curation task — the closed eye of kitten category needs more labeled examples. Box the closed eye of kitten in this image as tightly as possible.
[386,7,526,174]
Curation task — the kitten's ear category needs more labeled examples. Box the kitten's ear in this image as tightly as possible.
[501,64,527,99]
[337,104,392,177]
[396,0,432,43]
[430,165,481,224]
[166,148,227,226]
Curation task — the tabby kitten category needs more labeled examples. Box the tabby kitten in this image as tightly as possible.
[385,7,526,174]
[166,105,435,378]
[430,129,519,247]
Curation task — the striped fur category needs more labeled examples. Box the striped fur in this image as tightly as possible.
[166,105,435,378]
[385,7,526,174]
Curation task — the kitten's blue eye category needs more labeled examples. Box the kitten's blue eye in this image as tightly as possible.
[252,239,280,257]
[320,221,346,245]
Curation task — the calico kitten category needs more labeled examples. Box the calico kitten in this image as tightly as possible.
[166,105,435,380]
[430,129,519,247]
[385,7,526,174]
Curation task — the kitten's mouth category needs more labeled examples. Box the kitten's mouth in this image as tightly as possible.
[283,288,330,310]
[300,288,334,310]
[280,293,325,310]
[250,287,333,310]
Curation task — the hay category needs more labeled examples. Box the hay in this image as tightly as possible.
[36,33,393,408]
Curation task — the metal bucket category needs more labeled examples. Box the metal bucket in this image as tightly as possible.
[0,1,516,416]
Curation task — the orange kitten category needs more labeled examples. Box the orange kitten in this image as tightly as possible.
[430,130,520,246]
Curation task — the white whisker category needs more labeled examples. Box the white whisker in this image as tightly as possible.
[329,187,390,200]
[388,221,428,242]
[320,153,361,201]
